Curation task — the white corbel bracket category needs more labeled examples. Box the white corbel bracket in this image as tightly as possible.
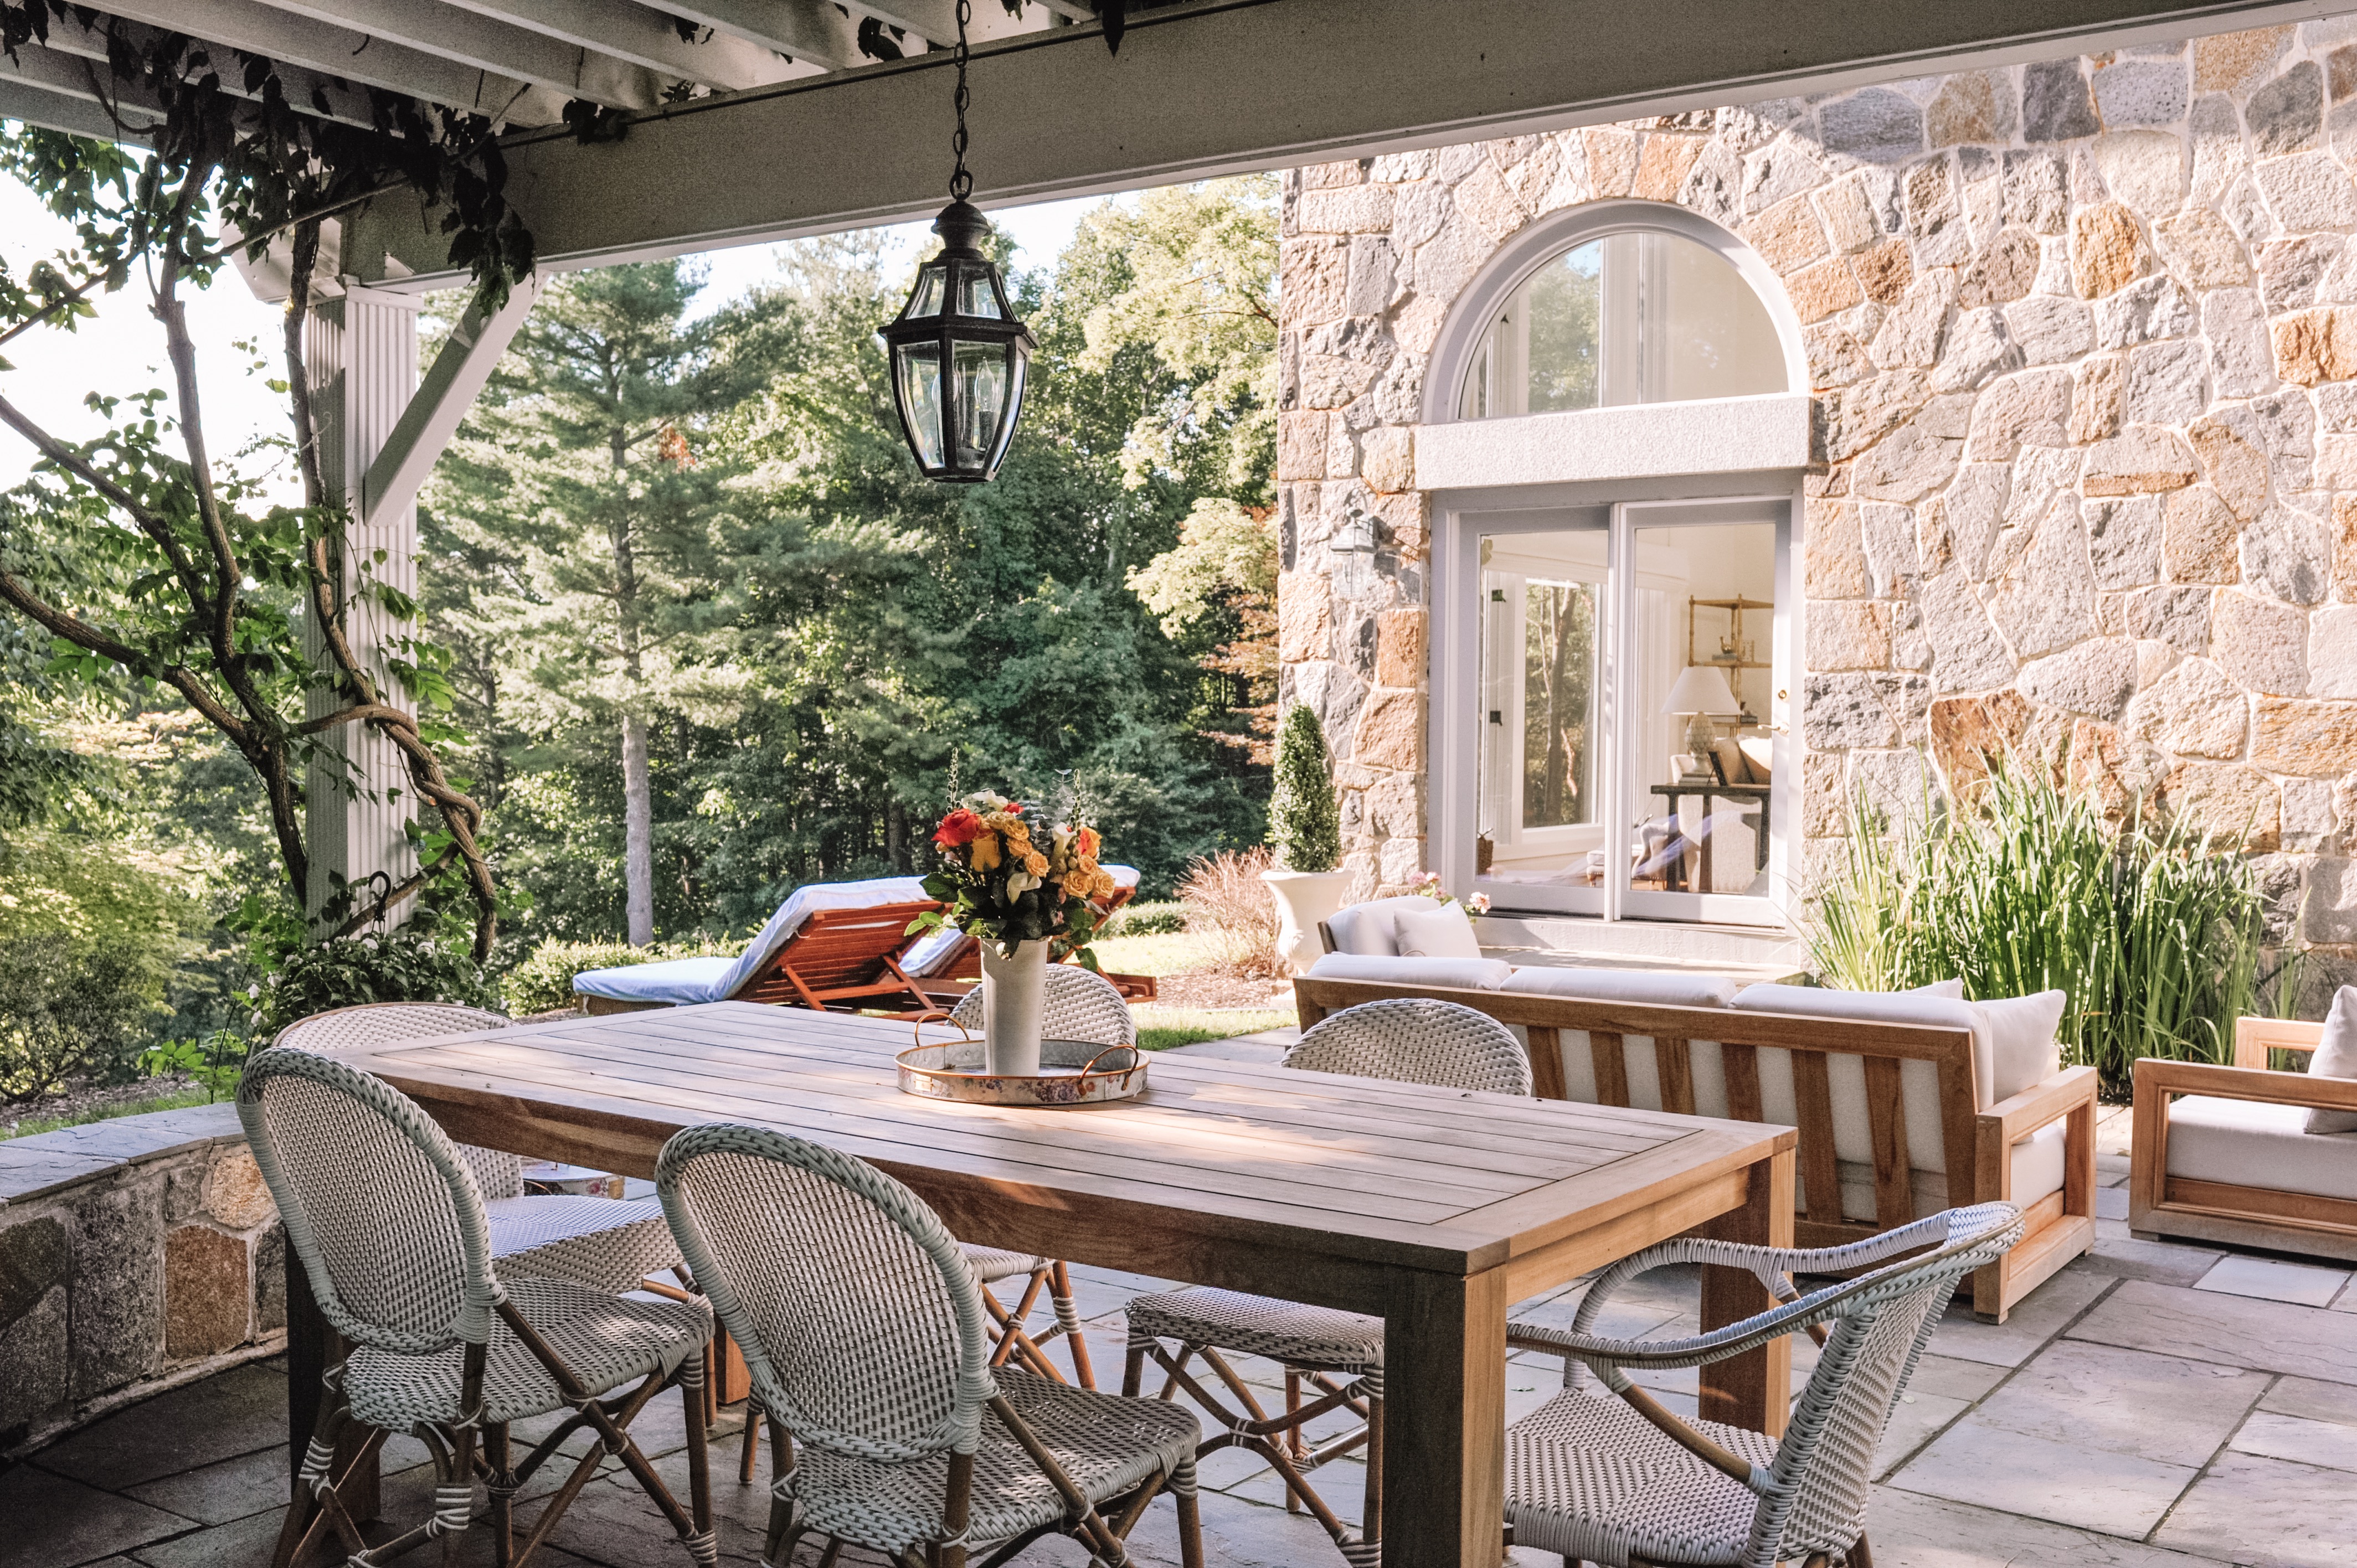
[359,274,542,528]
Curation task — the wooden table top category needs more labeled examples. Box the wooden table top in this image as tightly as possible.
[330,1002,1791,1302]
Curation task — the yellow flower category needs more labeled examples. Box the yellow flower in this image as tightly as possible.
[1093,869,1117,896]
[970,834,1001,872]
[1024,850,1049,876]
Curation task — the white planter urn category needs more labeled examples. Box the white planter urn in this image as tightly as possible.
[977,937,1049,1076]
[1262,869,1354,977]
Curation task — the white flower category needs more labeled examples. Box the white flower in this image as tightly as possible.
[1468,893,1492,914]
[1005,870,1037,896]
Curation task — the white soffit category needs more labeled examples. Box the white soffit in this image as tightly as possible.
[1414,395,1814,492]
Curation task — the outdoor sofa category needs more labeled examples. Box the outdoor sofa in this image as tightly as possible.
[1295,896,2097,1321]
[2130,1001,2357,1262]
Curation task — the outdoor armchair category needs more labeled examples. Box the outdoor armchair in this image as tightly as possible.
[274,1002,684,1297]
[1504,1203,2022,1568]
[237,1047,716,1568]
[1123,997,1533,1567]
[656,1123,1205,1568]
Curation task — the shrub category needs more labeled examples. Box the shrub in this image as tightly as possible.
[254,927,503,1042]
[1268,704,1340,873]
[1177,845,1284,979]
[0,833,195,1102]
[1101,900,1187,937]
[1809,757,2271,1096]
[503,935,738,1017]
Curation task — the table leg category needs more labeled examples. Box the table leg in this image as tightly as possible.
[1696,1146,1794,1435]
[1380,1264,1506,1568]
[287,1245,379,1522]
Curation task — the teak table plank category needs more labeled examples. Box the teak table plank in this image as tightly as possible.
[301,1001,1791,1568]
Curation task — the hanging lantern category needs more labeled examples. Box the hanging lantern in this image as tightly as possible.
[879,1,1036,483]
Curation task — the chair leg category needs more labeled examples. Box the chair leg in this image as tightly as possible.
[1284,1371,1303,1514]
[681,1365,717,1566]
[487,1422,515,1568]
[1847,1534,1875,1568]
[1123,1338,1147,1400]
[1047,1262,1097,1390]
[1175,1486,1206,1568]
[740,1399,763,1485]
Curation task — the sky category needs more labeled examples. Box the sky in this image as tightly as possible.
[0,176,1098,500]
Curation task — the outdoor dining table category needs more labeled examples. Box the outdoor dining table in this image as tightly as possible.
[295,1000,1798,1568]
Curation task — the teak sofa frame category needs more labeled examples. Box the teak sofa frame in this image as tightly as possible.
[1295,975,2097,1321]
[2130,1017,2357,1263]
[585,901,946,1018]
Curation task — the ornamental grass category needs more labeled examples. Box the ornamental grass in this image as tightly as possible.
[1177,845,1286,980]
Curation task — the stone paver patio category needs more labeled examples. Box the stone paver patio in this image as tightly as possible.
[9,1089,2357,1567]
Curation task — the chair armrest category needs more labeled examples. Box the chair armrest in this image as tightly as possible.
[1981,1065,2098,1144]
[2133,1056,2357,1113]
[2234,1015,2325,1069]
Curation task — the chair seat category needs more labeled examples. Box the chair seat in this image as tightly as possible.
[1126,1287,1385,1386]
[344,1276,712,1431]
[961,1242,1049,1286]
[1505,1388,1778,1567]
[488,1194,682,1294]
[790,1366,1199,1554]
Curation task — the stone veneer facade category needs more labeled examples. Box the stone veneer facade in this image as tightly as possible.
[1277,18,2357,990]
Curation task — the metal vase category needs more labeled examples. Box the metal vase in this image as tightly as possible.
[977,936,1048,1076]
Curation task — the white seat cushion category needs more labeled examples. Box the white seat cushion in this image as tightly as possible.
[1504,966,1738,1008]
[2169,1094,2357,1201]
[1308,952,1513,990]
[571,956,735,1005]
[1820,1119,2067,1222]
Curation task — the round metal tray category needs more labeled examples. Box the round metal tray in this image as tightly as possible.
[897,1037,1148,1106]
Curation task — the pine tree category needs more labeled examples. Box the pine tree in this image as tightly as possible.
[1268,704,1340,873]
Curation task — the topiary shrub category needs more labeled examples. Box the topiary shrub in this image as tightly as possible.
[1268,703,1341,873]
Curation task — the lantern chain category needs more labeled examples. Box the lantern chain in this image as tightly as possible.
[949,0,973,201]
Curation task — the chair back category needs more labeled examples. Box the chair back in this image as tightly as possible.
[236,1048,502,1354]
[1749,1203,2022,1566]
[1284,997,1533,1096]
[656,1125,993,1463]
[273,1002,522,1198]
[948,963,1135,1046]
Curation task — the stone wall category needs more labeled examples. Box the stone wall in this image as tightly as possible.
[0,1105,285,1456]
[1277,18,2357,985]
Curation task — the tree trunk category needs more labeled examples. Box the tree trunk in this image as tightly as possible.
[622,711,655,946]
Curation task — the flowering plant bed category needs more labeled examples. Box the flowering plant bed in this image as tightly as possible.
[916,791,1119,960]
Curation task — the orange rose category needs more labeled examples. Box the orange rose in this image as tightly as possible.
[1075,826,1100,858]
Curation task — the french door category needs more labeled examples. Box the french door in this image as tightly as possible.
[1440,494,1793,925]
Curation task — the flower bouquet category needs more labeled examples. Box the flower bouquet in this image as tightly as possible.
[914,791,1120,1074]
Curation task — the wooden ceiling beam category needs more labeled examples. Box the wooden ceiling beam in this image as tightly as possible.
[445,0,814,81]
[246,0,670,109]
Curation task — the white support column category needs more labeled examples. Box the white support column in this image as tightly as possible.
[303,281,424,925]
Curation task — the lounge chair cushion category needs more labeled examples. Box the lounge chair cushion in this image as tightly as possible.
[2305,986,2357,1134]
[571,956,737,1005]
[1325,896,1445,957]
[1393,902,1484,961]
[1732,984,1995,1110]
[1308,953,1513,991]
[1502,967,1739,1009]
[2171,1094,2357,1200]
[713,875,935,997]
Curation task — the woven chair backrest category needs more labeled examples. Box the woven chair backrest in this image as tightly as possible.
[656,1125,994,1462]
[236,1048,501,1354]
[948,963,1136,1047]
[1283,997,1533,1096]
[1749,1203,2022,1567]
[273,1002,523,1199]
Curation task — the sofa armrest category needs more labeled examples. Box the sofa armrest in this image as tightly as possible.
[1982,1065,2098,1144]
[2232,1016,2327,1069]
[2133,1055,2357,1113]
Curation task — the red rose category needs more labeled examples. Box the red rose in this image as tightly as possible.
[933,808,982,849]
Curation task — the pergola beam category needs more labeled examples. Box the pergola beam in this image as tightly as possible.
[333,0,2354,294]
[39,9,387,129]
[443,0,809,85]
[81,0,570,125]
[0,71,161,143]
[245,0,668,110]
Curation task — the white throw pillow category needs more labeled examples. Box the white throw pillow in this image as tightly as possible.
[1393,902,1484,961]
[1968,991,2067,1104]
[1737,735,1774,783]
[1307,953,1514,991]
[1505,967,1739,1008]
[1326,895,1443,957]
[1912,979,1965,999]
[2304,986,2357,1135]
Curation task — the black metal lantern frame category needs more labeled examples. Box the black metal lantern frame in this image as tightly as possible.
[877,0,1037,483]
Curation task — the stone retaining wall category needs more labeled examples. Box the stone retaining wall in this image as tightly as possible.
[0,1104,285,1457]
[1275,17,2357,992]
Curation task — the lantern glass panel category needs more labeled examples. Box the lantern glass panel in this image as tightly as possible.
[988,353,1028,473]
[955,266,1003,319]
[949,339,1009,467]
[897,340,946,469]
[905,266,948,321]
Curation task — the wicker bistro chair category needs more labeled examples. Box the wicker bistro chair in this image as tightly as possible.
[238,1048,717,1568]
[1506,1203,2024,1568]
[1123,998,1533,1567]
[275,1004,683,1296]
[656,1124,1205,1568]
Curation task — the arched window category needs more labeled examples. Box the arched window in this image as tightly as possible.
[1455,230,1787,420]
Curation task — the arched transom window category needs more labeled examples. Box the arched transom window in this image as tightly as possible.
[1455,230,1788,420]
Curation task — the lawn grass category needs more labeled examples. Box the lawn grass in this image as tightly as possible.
[1132,1006,1296,1052]
[1088,931,1218,977]
[4,1082,215,1142]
